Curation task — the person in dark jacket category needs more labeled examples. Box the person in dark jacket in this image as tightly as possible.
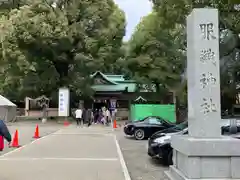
[86,109,93,127]
[0,120,11,145]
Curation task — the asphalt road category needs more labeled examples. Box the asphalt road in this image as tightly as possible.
[0,125,128,180]
[1,122,62,154]
[0,122,169,180]
[116,129,168,180]
[115,118,240,180]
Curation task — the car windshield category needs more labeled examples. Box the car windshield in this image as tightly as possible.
[139,117,149,121]
[152,121,188,136]
[141,116,160,122]
[148,117,162,124]
[132,118,146,122]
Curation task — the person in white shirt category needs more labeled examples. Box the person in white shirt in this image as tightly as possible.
[103,107,111,126]
[75,106,83,127]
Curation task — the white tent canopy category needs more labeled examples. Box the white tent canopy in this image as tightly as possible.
[0,95,16,107]
[0,95,17,122]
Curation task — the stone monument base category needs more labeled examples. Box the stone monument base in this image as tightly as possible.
[165,135,240,180]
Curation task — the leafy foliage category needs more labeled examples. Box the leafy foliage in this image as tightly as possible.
[124,0,240,112]
[0,0,126,101]
[125,9,185,93]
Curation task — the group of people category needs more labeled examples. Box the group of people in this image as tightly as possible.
[74,106,112,127]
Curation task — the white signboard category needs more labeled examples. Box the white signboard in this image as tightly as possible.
[58,88,70,117]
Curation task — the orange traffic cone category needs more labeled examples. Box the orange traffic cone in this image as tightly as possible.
[113,120,117,129]
[10,130,20,148]
[33,124,40,139]
[64,120,70,126]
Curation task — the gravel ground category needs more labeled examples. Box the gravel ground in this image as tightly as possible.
[116,129,169,180]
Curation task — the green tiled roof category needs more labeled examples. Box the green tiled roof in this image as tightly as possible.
[91,83,137,92]
[105,75,125,82]
[91,71,137,92]
[90,71,118,85]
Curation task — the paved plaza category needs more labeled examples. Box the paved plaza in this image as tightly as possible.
[0,125,130,180]
[1,120,238,180]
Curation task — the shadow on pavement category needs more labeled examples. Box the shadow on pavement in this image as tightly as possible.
[124,135,135,140]
[148,157,167,167]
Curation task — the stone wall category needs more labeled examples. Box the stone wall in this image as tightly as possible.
[24,108,129,120]
[25,108,58,117]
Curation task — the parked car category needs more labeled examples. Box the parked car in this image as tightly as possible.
[148,123,240,166]
[221,124,240,134]
[148,128,188,165]
[149,121,188,139]
[124,116,175,140]
[147,120,188,162]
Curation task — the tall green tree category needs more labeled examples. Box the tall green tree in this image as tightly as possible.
[150,0,240,112]
[124,0,240,113]
[0,0,126,101]
[125,10,185,93]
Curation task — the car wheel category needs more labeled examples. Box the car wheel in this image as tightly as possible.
[134,129,145,140]
[167,150,173,165]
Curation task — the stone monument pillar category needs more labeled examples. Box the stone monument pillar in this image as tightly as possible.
[165,8,240,180]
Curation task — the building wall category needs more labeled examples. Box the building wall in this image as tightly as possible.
[116,108,129,120]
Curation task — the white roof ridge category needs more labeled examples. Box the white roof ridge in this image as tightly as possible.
[0,95,16,106]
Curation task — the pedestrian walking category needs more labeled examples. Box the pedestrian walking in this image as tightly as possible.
[82,107,87,125]
[93,109,98,124]
[87,109,93,127]
[102,107,111,126]
[98,109,104,124]
[75,106,83,127]
[105,108,111,126]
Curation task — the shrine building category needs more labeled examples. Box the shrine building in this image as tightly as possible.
[82,71,175,121]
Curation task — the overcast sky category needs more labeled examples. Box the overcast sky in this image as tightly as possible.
[114,0,152,41]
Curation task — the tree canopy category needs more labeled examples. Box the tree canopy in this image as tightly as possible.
[124,2,186,94]
[0,0,126,102]
[124,0,240,110]
[0,0,240,113]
